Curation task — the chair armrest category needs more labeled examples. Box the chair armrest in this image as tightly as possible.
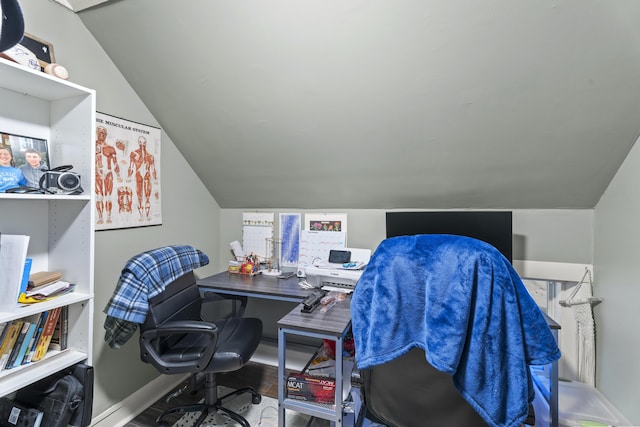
[148,320,217,333]
[140,320,218,373]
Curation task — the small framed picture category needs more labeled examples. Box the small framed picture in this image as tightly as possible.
[0,132,50,189]
[20,33,55,69]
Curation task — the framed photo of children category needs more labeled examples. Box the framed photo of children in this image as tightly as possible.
[95,112,162,230]
[0,132,50,192]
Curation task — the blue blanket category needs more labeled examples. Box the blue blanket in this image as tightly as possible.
[351,234,560,427]
[103,245,209,348]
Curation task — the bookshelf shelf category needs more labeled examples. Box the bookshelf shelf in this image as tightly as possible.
[0,349,88,391]
[0,293,91,323]
[0,58,95,398]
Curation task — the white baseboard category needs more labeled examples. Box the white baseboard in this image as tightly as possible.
[91,373,188,427]
[89,339,316,426]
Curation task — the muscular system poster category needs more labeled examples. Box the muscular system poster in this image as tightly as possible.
[95,112,162,230]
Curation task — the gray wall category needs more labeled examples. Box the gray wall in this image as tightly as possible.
[218,208,594,273]
[19,1,221,418]
[219,209,594,338]
[594,140,640,423]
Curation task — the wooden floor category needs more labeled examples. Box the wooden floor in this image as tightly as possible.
[125,362,282,426]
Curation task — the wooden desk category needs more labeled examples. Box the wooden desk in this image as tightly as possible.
[197,271,311,302]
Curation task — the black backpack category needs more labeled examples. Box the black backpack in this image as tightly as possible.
[14,364,93,427]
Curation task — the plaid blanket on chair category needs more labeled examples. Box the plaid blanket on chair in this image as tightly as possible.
[103,245,209,348]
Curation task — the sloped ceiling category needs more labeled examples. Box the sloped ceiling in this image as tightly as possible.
[77,0,640,209]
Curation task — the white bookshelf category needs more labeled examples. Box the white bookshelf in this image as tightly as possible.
[0,58,95,396]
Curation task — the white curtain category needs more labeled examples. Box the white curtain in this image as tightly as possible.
[563,269,597,386]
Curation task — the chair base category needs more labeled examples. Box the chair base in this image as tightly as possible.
[156,385,262,427]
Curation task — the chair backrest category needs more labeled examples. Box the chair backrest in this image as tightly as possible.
[352,234,555,427]
[361,348,487,427]
[140,271,201,353]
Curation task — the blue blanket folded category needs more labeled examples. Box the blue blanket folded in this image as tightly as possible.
[351,234,560,427]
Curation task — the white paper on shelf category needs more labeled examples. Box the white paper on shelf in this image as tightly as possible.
[0,234,30,310]
[26,280,71,297]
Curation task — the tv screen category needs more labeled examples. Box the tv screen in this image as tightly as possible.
[385,211,513,262]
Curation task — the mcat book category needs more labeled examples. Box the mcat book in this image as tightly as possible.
[286,373,336,404]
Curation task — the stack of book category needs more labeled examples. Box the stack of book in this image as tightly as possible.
[0,235,74,308]
[0,306,69,371]
[19,271,75,304]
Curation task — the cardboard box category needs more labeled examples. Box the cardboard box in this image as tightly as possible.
[286,373,337,404]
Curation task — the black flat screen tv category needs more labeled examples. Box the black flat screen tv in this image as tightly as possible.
[385,211,513,263]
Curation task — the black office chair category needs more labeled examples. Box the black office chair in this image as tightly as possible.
[351,234,560,427]
[355,347,490,426]
[139,270,263,427]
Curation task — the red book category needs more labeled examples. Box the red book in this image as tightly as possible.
[31,307,62,362]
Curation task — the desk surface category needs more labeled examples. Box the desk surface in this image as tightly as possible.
[197,271,312,302]
[278,298,351,337]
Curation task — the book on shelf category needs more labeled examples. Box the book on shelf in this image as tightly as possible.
[9,315,40,369]
[0,321,23,370]
[286,372,337,404]
[20,277,76,305]
[49,305,69,352]
[24,280,75,299]
[0,234,30,311]
[17,258,33,302]
[31,307,62,362]
[28,271,63,289]
[4,321,30,370]
[23,312,48,365]
[0,324,7,347]
[0,397,44,427]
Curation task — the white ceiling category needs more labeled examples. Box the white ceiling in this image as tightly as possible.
[76,0,640,209]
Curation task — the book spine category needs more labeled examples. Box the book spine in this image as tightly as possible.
[49,305,69,351]
[59,305,68,350]
[10,321,37,369]
[17,258,33,301]
[4,321,30,369]
[31,307,61,362]
[24,311,48,364]
[0,322,22,370]
[0,323,8,346]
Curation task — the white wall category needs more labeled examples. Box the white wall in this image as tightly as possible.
[594,138,640,424]
[18,1,222,419]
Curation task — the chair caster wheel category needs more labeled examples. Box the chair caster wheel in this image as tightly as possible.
[252,393,262,404]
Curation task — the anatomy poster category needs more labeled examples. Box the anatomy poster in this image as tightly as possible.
[95,112,162,230]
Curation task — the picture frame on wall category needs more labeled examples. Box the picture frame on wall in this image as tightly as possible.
[95,112,162,230]
[0,132,50,189]
[20,33,55,70]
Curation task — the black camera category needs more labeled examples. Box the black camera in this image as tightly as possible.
[40,166,83,195]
